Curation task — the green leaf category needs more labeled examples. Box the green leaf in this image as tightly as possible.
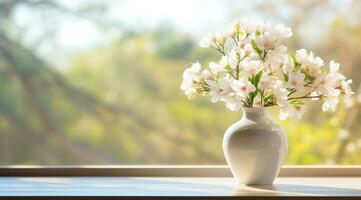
[202,91,209,96]
[263,94,275,107]
[291,55,301,71]
[254,71,263,86]
[253,90,259,97]
[305,73,315,82]
[251,39,262,58]
[263,94,273,102]
[248,76,253,84]
[283,73,289,82]
[225,64,233,74]
[290,99,304,105]
[248,71,263,87]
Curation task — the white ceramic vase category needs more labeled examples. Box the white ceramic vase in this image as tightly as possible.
[223,107,288,186]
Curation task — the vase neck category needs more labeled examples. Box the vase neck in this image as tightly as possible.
[241,107,267,122]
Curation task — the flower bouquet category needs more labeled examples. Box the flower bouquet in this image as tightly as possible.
[180,20,354,185]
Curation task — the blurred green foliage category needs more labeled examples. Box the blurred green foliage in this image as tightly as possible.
[0,0,360,165]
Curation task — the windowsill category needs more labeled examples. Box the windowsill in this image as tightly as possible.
[0,166,360,199]
[0,176,361,198]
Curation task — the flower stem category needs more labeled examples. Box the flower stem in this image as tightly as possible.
[232,36,238,45]
[261,49,269,61]
[287,89,297,96]
[236,55,247,80]
[287,95,322,101]
[211,44,225,56]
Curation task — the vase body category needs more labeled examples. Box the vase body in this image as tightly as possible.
[223,107,287,186]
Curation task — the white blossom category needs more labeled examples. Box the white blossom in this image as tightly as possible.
[266,45,288,73]
[231,77,256,98]
[295,49,309,64]
[339,79,355,107]
[328,60,345,81]
[206,76,233,103]
[242,60,263,76]
[296,49,324,76]
[256,22,270,34]
[209,56,228,74]
[255,32,276,50]
[200,69,212,80]
[322,89,340,112]
[240,20,258,35]
[258,75,276,90]
[213,32,227,44]
[296,49,323,67]
[286,71,306,91]
[313,61,346,96]
[341,79,354,96]
[242,43,255,56]
[228,47,242,69]
[205,80,223,103]
[273,80,288,106]
[180,62,203,98]
[312,74,334,95]
[182,62,202,81]
[180,80,196,98]
[223,94,243,111]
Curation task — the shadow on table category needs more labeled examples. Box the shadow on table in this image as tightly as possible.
[236,184,361,196]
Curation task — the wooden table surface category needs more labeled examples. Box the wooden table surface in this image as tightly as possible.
[0,177,360,199]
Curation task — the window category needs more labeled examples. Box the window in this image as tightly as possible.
[0,0,360,165]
